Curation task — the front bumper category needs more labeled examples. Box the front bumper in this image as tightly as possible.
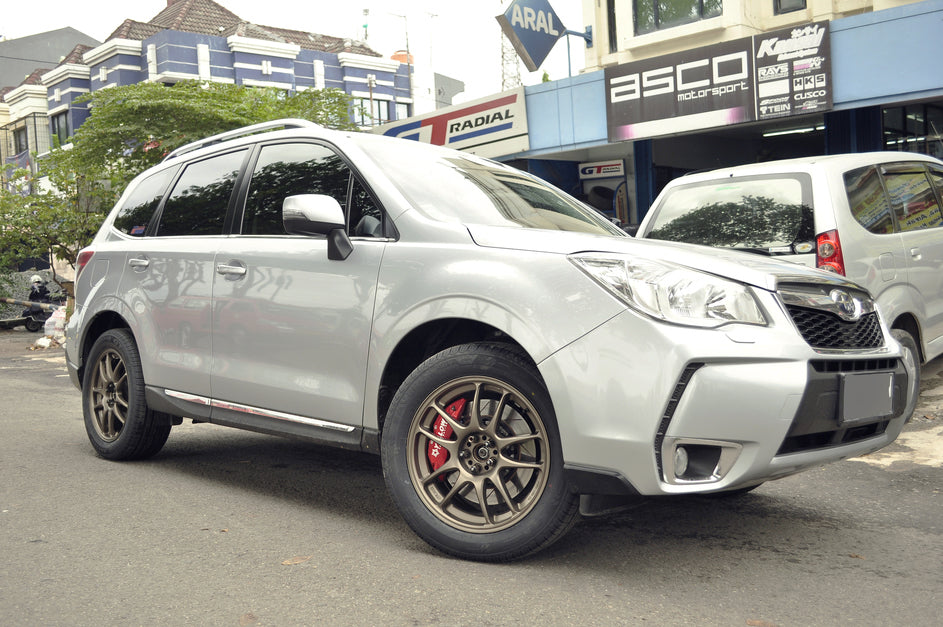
[539,304,912,497]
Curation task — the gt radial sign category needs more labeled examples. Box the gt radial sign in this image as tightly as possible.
[373,88,529,158]
[496,0,564,72]
[606,22,831,141]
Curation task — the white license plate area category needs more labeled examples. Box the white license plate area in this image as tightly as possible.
[839,372,894,425]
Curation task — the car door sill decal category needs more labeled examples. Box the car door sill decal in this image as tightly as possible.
[164,389,356,433]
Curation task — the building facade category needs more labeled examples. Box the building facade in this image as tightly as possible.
[2,0,414,178]
[386,0,942,227]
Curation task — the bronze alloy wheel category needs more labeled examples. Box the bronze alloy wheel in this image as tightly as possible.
[88,346,130,442]
[82,329,171,460]
[405,375,549,533]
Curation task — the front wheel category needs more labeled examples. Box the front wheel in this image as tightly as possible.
[24,317,43,332]
[381,342,579,561]
[891,328,920,423]
[82,329,171,460]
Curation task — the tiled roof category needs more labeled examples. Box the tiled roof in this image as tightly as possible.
[258,25,380,57]
[22,69,52,86]
[100,0,381,57]
[105,19,163,42]
[149,0,242,35]
[59,44,96,66]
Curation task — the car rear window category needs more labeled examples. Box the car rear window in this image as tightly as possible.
[644,174,815,254]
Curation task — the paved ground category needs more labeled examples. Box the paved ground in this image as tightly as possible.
[1,327,940,625]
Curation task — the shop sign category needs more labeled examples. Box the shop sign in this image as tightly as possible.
[579,160,625,179]
[373,88,529,158]
[495,0,564,72]
[606,21,831,141]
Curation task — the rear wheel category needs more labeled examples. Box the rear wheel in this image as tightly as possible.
[25,317,43,332]
[82,329,171,460]
[382,342,579,561]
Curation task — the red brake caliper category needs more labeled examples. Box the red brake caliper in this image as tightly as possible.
[427,398,466,471]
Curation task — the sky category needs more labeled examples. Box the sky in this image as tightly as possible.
[0,0,587,103]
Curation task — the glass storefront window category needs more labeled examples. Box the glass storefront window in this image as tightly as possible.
[883,102,943,159]
[634,0,722,35]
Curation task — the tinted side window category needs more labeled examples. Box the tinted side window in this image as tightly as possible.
[845,166,894,234]
[882,164,943,232]
[112,168,175,236]
[156,150,246,237]
[243,143,351,235]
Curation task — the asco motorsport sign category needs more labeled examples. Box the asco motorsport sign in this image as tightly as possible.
[606,21,831,141]
[372,88,529,159]
[496,0,564,72]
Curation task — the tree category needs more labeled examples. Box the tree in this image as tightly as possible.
[0,81,358,292]
[68,80,358,197]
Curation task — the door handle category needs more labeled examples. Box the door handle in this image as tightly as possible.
[216,263,247,277]
[910,247,921,261]
[128,257,149,270]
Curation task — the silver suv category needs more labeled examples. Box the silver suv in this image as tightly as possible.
[637,152,943,391]
[66,121,916,561]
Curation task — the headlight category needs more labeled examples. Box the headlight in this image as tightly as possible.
[570,254,767,328]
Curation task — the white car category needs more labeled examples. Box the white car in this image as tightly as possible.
[638,152,943,386]
[66,122,916,561]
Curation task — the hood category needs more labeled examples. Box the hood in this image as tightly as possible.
[466,224,862,294]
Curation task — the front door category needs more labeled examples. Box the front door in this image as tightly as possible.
[210,141,387,433]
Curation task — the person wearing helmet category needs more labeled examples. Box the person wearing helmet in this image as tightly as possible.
[29,275,49,302]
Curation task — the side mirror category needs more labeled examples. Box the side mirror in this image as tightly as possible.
[282,194,352,260]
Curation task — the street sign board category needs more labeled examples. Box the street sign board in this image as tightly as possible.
[496,0,564,72]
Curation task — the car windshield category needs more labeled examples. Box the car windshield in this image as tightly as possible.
[645,174,815,254]
[354,135,625,236]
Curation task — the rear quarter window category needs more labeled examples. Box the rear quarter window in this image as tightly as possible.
[844,166,895,234]
[112,168,176,237]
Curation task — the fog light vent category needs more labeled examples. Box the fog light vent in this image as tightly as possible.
[661,438,742,485]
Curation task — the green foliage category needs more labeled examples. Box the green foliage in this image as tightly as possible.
[70,80,358,195]
[0,81,357,285]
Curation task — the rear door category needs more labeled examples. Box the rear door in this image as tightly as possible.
[210,141,387,433]
[118,148,248,397]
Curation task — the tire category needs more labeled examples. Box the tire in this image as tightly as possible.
[25,317,43,332]
[82,329,171,460]
[381,342,579,562]
[891,328,920,423]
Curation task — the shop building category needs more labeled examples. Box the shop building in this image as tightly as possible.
[381,0,942,227]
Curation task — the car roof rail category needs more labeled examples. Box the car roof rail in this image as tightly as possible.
[162,118,321,161]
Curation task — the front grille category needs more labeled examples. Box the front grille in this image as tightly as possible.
[786,306,884,350]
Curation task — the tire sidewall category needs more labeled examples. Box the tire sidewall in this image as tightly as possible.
[82,328,150,459]
[891,328,920,422]
[381,343,575,560]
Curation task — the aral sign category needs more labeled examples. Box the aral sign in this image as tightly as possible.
[496,0,564,72]
[373,88,529,158]
[606,22,831,141]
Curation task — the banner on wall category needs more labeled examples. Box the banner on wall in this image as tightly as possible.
[606,22,831,142]
[373,88,529,158]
